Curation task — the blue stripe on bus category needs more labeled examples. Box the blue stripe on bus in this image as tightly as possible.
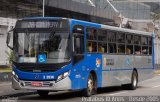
[70,19,101,28]
[102,68,154,71]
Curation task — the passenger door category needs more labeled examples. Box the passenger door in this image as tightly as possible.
[72,25,85,65]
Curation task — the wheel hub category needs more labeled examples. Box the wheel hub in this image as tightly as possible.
[88,77,93,92]
[133,75,137,87]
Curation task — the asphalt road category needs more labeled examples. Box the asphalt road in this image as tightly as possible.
[1,74,160,102]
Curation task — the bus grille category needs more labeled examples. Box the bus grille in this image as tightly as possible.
[22,81,53,87]
[13,62,69,72]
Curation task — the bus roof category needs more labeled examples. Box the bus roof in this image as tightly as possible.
[21,17,67,20]
[20,17,152,36]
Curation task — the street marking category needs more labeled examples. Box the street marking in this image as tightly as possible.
[152,85,160,88]
[108,91,128,96]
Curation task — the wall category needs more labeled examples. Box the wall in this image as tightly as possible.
[0,26,8,65]
[0,17,16,65]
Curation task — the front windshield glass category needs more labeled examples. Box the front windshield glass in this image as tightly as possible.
[13,31,70,63]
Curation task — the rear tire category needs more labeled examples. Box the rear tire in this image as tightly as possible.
[129,70,138,90]
[37,90,49,97]
[82,73,97,97]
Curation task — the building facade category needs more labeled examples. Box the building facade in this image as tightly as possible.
[0,0,160,65]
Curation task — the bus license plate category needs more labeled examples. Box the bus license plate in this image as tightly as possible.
[31,82,43,87]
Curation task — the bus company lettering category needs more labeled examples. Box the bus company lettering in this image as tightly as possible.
[103,58,114,66]
[29,21,59,28]
[20,21,62,28]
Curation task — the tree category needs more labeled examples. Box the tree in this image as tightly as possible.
[5,50,13,66]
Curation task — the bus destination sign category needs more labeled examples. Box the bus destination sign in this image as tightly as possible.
[16,20,68,29]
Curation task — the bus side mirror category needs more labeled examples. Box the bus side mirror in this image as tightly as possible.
[6,29,14,50]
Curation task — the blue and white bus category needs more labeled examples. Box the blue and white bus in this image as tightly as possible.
[7,17,154,97]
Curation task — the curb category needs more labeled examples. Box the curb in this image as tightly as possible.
[0,72,12,81]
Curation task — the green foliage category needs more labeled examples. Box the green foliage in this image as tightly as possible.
[5,50,13,65]
[0,67,11,72]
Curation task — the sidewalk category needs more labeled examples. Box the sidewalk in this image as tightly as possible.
[0,82,36,98]
[0,72,12,82]
[154,69,160,74]
[0,66,12,82]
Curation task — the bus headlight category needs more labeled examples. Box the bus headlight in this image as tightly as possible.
[56,71,70,82]
[64,71,70,77]
[15,74,19,81]
[12,71,15,76]
[12,71,19,82]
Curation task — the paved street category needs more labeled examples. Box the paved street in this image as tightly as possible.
[1,74,160,102]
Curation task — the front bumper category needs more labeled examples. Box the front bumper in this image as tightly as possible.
[12,76,71,91]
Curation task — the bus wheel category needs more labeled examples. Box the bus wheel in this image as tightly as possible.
[83,73,97,97]
[37,90,49,97]
[129,71,138,90]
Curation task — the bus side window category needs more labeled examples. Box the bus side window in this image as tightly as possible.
[117,32,125,54]
[126,34,133,54]
[141,36,148,55]
[148,37,152,55]
[108,31,116,53]
[134,35,141,55]
[87,41,97,53]
[98,29,107,53]
[87,28,97,40]
[87,42,93,52]
[86,28,98,53]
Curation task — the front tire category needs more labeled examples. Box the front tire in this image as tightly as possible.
[37,90,49,97]
[83,73,97,97]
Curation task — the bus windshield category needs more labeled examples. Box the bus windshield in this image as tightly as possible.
[13,31,70,64]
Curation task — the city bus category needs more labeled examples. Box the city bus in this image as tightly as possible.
[6,17,154,97]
